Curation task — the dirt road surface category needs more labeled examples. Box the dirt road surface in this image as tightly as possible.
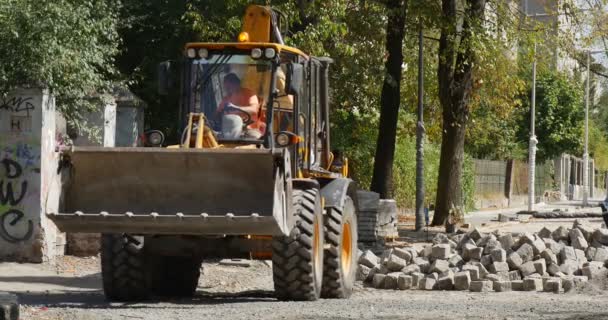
[2,256,608,320]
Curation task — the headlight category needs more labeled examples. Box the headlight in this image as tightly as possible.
[147,131,164,146]
[264,48,276,59]
[186,48,196,58]
[198,48,209,59]
[276,133,290,147]
[251,48,263,59]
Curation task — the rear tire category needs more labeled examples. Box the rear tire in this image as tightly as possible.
[101,234,151,301]
[151,256,201,298]
[321,196,358,298]
[272,188,324,301]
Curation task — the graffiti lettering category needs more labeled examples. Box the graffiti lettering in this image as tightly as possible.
[0,97,35,116]
[0,158,33,242]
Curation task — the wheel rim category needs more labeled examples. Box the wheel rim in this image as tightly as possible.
[341,222,353,276]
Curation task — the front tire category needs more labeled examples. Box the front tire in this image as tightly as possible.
[321,196,358,298]
[272,188,324,301]
[101,234,151,301]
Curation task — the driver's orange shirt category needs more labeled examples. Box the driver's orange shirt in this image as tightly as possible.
[217,88,259,119]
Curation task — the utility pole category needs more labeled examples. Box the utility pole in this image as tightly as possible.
[528,39,538,212]
[415,23,425,231]
[583,51,590,206]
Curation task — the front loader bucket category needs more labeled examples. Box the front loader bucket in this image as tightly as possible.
[47,147,289,236]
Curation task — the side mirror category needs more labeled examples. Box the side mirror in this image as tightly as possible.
[285,63,303,95]
[158,61,172,95]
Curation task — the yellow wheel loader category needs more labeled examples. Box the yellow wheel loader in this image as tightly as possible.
[48,4,358,301]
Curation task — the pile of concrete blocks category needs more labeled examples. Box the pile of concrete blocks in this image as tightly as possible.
[356,191,398,244]
[356,220,608,293]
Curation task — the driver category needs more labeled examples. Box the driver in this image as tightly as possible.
[216,73,260,139]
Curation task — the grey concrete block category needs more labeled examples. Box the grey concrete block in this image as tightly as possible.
[533,259,547,275]
[474,262,490,279]
[511,280,524,291]
[544,238,564,256]
[469,280,493,292]
[398,274,413,290]
[494,281,512,292]
[559,246,577,264]
[592,247,608,262]
[384,272,400,289]
[372,274,386,288]
[469,228,483,241]
[386,254,407,271]
[420,277,437,290]
[508,270,521,281]
[448,254,464,268]
[531,238,547,255]
[523,278,543,291]
[431,259,450,274]
[516,243,534,263]
[519,261,536,277]
[462,264,480,281]
[552,226,570,242]
[464,245,483,261]
[367,264,389,282]
[592,229,608,246]
[543,278,562,293]
[562,278,575,292]
[413,257,430,273]
[393,247,413,262]
[485,274,501,282]
[402,264,421,275]
[411,272,425,288]
[547,263,560,276]
[0,293,18,320]
[483,239,503,254]
[480,254,493,267]
[359,250,380,268]
[454,271,471,290]
[356,264,371,281]
[570,228,589,251]
[491,248,507,263]
[499,233,515,250]
[507,252,523,269]
[432,244,452,260]
[581,262,605,279]
[538,227,552,239]
[489,261,509,273]
[559,260,579,276]
[540,249,558,265]
[437,275,454,290]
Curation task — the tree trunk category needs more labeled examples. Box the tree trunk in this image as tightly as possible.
[432,0,486,226]
[370,0,407,199]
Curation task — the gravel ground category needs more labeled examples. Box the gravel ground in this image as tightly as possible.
[8,256,608,320]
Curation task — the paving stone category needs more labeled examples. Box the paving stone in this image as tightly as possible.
[414,257,431,273]
[573,220,595,242]
[538,227,552,239]
[398,274,413,290]
[570,228,589,251]
[458,236,476,251]
[448,254,464,268]
[0,293,18,320]
[393,247,413,262]
[533,259,547,275]
[540,249,558,265]
[559,260,579,275]
[585,247,597,261]
[543,278,562,293]
[454,271,471,290]
[552,226,570,242]
[372,274,386,288]
[462,264,480,281]
[562,278,575,292]
[511,280,524,291]
[437,274,454,290]
[431,244,452,260]
[559,246,577,264]
[474,262,490,279]
[483,239,503,254]
[432,233,450,245]
[386,254,408,271]
[531,239,547,255]
[591,247,608,262]
[384,272,400,289]
[573,275,589,286]
[493,281,512,292]
[516,243,534,263]
[464,246,483,261]
[581,262,605,279]
[411,272,425,288]
[519,261,537,277]
[518,233,536,246]
[592,229,608,246]
[420,277,437,290]
[575,249,586,266]
[547,263,560,276]
[431,259,450,274]
[469,280,493,292]
[402,264,421,275]
[359,250,380,268]
[507,252,523,269]
[356,264,371,281]
[490,248,507,263]
[499,233,515,250]
[523,278,543,291]
[480,255,493,267]
[489,261,509,273]
[427,272,439,280]
[421,245,433,258]
[485,274,501,282]
[508,270,521,281]
[469,228,483,241]
[544,238,564,256]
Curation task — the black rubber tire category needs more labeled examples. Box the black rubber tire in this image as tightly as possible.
[101,234,151,301]
[151,256,201,298]
[272,188,324,301]
[321,196,358,298]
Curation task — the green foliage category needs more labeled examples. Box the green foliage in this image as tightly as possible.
[0,0,120,128]
[517,71,584,162]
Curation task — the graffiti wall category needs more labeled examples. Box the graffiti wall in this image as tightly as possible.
[0,88,63,262]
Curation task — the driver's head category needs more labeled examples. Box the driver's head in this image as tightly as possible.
[223,73,241,96]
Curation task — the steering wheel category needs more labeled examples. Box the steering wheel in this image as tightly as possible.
[224,104,252,125]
